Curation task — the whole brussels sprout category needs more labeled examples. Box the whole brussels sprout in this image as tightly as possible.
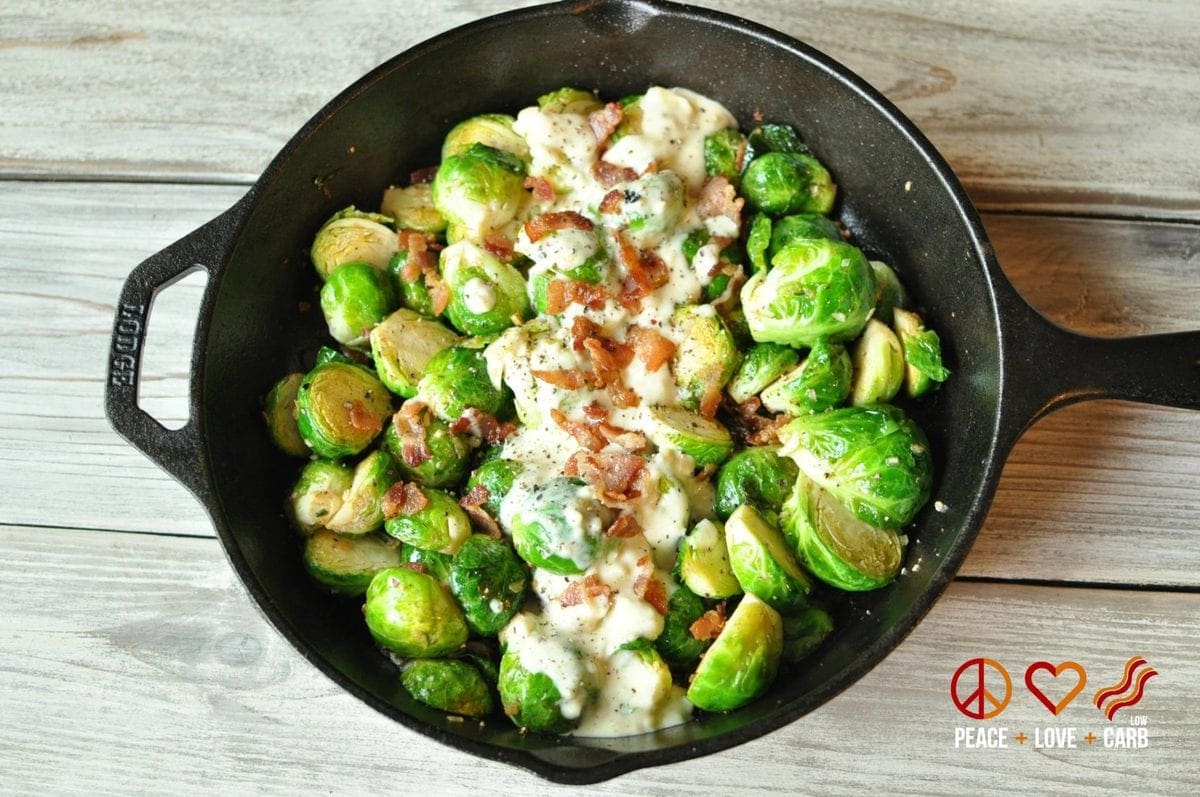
[400,658,494,718]
[893,307,951,397]
[324,450,400,535]
[747,123,808,156]
[449,535,530,635]
[320,261,397,348]
[759,338,853,416]
[618,171,686,249]
[381,412,471,488]
[726,343,801,405]
[417,343,511,423]
[770,213,841,252]
[263,372,309,457]
[741,237,876,348]
[870,260,910,324]
[676,519,741,600]
[363,567,468,657]
[295,361,393,459]
[380,183,446,235]
[654,582,712,667]
[741,151,835,216]
[703,128,751,185]
[498,648,581,734]
[849,318,905,406]
[646,407,734,467]
[432,143,526,243]
[725,504,813,612]
[777,403,933,528]
[370,308,461,399]
[670,304,740,411]
[302,529,403,596]
[310,207,398,280]
[714,447,799,524]
[441,241,531,336]
[508,477,611,575]
[686,593,783,712]
[287,459,353,534]
[383,486,472,555]
[780,603,835,662]
[537,86,603,115]
[465,457,525,518]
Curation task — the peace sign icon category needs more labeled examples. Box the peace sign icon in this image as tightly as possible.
[951,658,1013,720]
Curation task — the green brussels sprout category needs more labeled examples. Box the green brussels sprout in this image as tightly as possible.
[383,486,472,555]
[442,113,531,162]
[449,535,531,636]
[619,171,686,249]
[747,123,808,156]
[741,237,876,348]
[302,529,403,596]
[681,228,709,265]
[781,471,905,591]
[646,406,734,467]
[509,477,611,575]
[441,241,531,336]
[320,261,397,348]
[721,305,753,349]
[870,260,910,324]
[714,447,799,524]
[287,459,353,534]
[370,308,460,399]
[600,639,678,719]
[400,542,453,583]
[745,213,772,274]
[654,582,712,667]
[388,250,435,317]
[314,345,359,367]
[380,183,447,235]
[363,567,468,657]
[324,450,401,535]
[759,338,853,415]
[263,372,309,457]
[381,411,471,488]
[537,87,602,115]
[725,504,813,612]
[777,403,933,528]
[740,151,836,216]
[670,305,740,410]
[310,207,399,280]
[401,658,494,718]
[770,213,841,252]
[431,143,526,243]
[780,603,835,662]
[893,307,951,397]
[465,457,524,518]
[295,361,393,459]
[417,343,510,423]
[676,519,741,600]
[685,593,783,712]
[849,318,905,406]
[498,648,581,733]
[462,643,501,688]
[611,93,643,142]
[726,342,801,405]
[704,128,750,185]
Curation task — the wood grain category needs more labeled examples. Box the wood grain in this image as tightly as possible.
[0,1,1197,218]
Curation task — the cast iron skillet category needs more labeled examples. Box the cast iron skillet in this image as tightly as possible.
[105,0,1200,783]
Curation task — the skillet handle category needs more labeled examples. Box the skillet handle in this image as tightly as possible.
[104,196,251,498]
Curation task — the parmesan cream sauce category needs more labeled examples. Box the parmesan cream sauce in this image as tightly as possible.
[483,87,736,737]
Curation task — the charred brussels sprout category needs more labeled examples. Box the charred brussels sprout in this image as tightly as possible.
[740,151,835,216]
[780,603,835,662]
[770,213,841,251]
[295,361,392,459]
[777,403,933,528]
[401,658,494,718]
[449,535,530,635]
[537,86,602,115]
[725,504,813,612]
[870,260,910,324]
[704,128,750,185]
[442,113,530,162]
[893,307,951,397]
[325,450,400,535]
[726,342,801,405]
[320,261,397,348]
[760,338,853,415]
[364,567,468,657]
[432,143,526,243]
[417,343,510,423]
[465,457,524,517]
[646,407,734,467]
[498,647,581,733]
[677,519,741,600]
[383,486,472,555]
[310,207,399,280]
[302,530,403,596]
[370,308,460,399]
[380,183,446,235]
[509,477,611,575]
[381,412,471,488]
[618,171,686,249]
[741,237,876,348]
[686,593,783,712]
[654,583,712,667]
[714,447,799,524]
[670,305,740,410]
[849,318,905,406]
[287,459,353,534]
[263,372,308,456]
[441,241,531,336]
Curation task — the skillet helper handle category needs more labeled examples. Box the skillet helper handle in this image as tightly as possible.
[104,199,247,498]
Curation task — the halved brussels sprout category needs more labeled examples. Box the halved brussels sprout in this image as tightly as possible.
[726,342,801,405]
[677,519,741,600]
[759,338,852,416]
[417,343,511,423]
[295,361,393,459]
[740,151,835,216]
[263,372,309,457]
[745,213,772,273]
[870,260,910,324]
[320,261,397,348]
[325,450,400,535]
[363,567,468,657]
[849,318,905,406]
[509,477,610,575]
[780,603,835,662]
[449,535,530,635]
[670,305,740,410]
[302,529,403,596]
[441,241,531,336]
[444,113,530,163]
[781,471,905,591]
[619,171,686,249]
[498,648,581,734]
[401,658,494,718]
[747,123,808,156]
[893,307,951,397]
[381,411,471,488]
[388,250,435,317]
[714,447,799,524]
[465,457,524,518]
[310,207,399,280]
[383,486,472,555]
[380,183,447,235]
[725,504,813,612]
[770,213,841,251]
[370,308,460,399]
[401,542,453,584]
[287,459,353,534]
[431,143,526,243]
[537,87,603,115]
[646,406,734,467]
[686,593,783,712]
[654,582,712,667]
[704,128,750,185]
[741,237,876,348]
[594,640,679,725]
[777,403,933,528]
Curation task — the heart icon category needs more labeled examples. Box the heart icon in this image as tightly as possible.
[1025,661,1088,715]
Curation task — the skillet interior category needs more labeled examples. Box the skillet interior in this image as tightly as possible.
[198,0,1006,779]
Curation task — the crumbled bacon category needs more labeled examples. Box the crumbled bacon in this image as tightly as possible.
[615,231,669,311]
[596,422,647,451]
[531,368,597,391]
[392,401,432,467]
[696,175,745,230]
[559,574,613,607]
[523,175,556,203]
[483,234,514,260]
[565,450,646,505]
[582,401,608,422]
[459,484,501,538]
[545,279,608,314]
[570,317,603,353]
[450,408,517,445]
[381,482,428,519]
[605,513,642,538]
[599,189,623,214]
[397,231,433,283]
[689,602,727,641]
[588,101,624,146]
[633,556,669,615]
[524,211,595,243]
[427,273,450,317]
[593,160,638,188]
[346,400,382,434]
[551,407,606,452]
[409,165,438,184]
[582,336,639,408]
[626,325,676,372]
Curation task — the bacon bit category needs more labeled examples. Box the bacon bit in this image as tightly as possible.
[632,556,669,615]
[392,401,433,467]
[696,176,745,230]
[427,272,450,317]
[698,386,723,419]
[551,408,606,452]
[401,561,429,575]
[570,316,602,353]
[605,513,642,538]
[450,408,517,445]
[599,189,623,214]
[545,279,608,314]
[607,381,640,408]
[397,231,432,283]
[626,325,676,372]
[594,160,638,188]
[559,574,614,607]
[689,602,728,641]
[615,231,669,310]
[523,175,556,203]
[582,336,633,383]
[724,395,790,446]
[753,109,764,122]
[582,401,608,422]
[483,234,514,260]
[565,450,646,505]
[409,165,438,184]
[597,422,647,451]
[734,138,749,172]
[381,482,429,519]
[459,484,501,538]
[524,210,595,243]
[531,368,598,391]
[346,400,382,434]
[588,101,624,145]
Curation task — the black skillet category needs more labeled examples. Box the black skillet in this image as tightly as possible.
[104,0,1200,783]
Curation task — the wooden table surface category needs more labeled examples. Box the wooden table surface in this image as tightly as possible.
[2,1,1198,793]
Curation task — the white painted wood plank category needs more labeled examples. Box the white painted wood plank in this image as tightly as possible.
[1,525,1196,795]
[0,1,1197,217]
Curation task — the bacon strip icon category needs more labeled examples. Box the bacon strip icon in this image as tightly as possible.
[1093,656,1158,721]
